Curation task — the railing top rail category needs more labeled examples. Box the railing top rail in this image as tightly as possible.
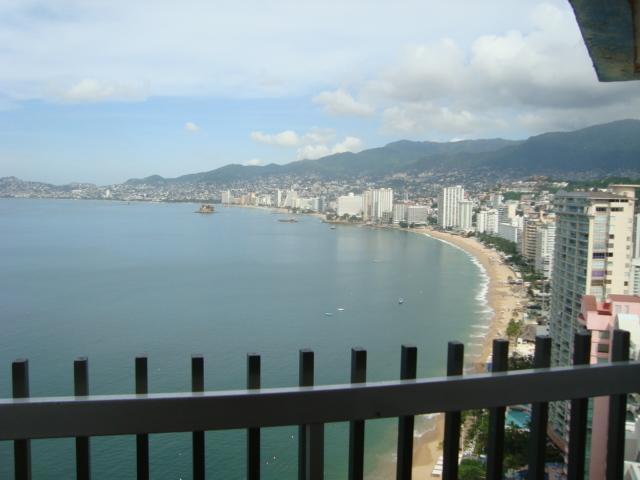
[1,361,639,441]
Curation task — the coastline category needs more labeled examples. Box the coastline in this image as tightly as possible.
[408,227,526,478]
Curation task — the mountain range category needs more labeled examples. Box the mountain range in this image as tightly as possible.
[125,119,640,186]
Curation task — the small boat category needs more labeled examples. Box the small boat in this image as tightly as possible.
[337,307,345,311]
[330,226,337,230]
[278,218,298,223]
[398,298,404,304]
[324,312,333,317]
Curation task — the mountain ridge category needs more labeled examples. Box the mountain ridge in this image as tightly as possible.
[86,119,640,185]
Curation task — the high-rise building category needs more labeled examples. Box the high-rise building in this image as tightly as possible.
[374,188,393,222]
[497,222,519,243]
[221,190,233,205]
[634,213,640,258]
[535,222,556,279]
[437,186,464,229]
[407,206,429,225]
[392,203,408,224]
[283,189,298,208]
[276,189,283,208]
[549,185,637,445]
[520,216,542,261]
[476,209,499,234]
[362,190,374,221]
[362,188,393,222]
[632,258,640,295]
[632,213,640,295]
[498,201,518,224]
[457,200,473,231]
[337,193,363,217]
[489,193,504,208]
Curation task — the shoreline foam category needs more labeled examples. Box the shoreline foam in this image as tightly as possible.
[406,227,525,478]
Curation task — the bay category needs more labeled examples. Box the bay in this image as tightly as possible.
[0,199,488,479]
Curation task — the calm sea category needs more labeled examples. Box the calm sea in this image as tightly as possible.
[0,199,489,479]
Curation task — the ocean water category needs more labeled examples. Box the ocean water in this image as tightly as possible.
[0,199,489,479]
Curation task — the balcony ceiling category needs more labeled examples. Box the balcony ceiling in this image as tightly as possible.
[569,0,640,81]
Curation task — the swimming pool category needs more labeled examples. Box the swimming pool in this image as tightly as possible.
[506,408,531,429]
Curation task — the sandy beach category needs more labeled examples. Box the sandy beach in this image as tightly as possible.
[407,227,526,478]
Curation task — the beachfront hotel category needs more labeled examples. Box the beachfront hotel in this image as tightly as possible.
[437,186,464,229]
[549,185,638,447]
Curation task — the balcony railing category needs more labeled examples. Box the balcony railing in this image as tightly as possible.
[1,331,638,480]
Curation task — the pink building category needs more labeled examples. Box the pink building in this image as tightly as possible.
[577,294,640,480]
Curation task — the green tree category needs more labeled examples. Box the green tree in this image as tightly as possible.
[459,458,486,480]
[506,319,523,341]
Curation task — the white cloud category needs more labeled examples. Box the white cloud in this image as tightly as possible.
[382,103,507,136]
[345,2,640,137]
[250,127,362,160]
[184,121,200,132]
[296,133,364,160]
[56,78,149,103]
[332,136,364,154]
[245,158,263,166]
[250,130,300,147]
[0,1,575,104]
[297,144,331,160]
[313,89,374,117]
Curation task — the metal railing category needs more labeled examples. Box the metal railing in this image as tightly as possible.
[1,331,638,480]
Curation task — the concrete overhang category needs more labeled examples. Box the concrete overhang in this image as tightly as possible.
[569,0,640,81]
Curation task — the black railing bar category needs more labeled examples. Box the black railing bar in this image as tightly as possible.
[486,339,509,480]
[527,336,552,480]
[1,362,639,441]
[298,349,314,480]
[74,358,91,480]
[442,341,464,480]
[191,355,205,480]
[606,330,630,480]
[135,356,149,480]
[396,344,417,480]
[567,332,591,480]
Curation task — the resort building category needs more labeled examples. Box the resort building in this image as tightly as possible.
[221,190,233,205]
[535,222,556,279]
[457,200,473,232]
[392,203,408,224]
[498,221,519,243]
[362,188,393,223]
[520,216,543,262]
[476,209,499,234]
[549,185,638,446]
[437,186,464,229]
[498,201,518,225]
[577,294,640,480]
[407,205,429,226]
[337,193,363,217]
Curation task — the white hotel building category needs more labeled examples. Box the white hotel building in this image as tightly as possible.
[437,186,465,229]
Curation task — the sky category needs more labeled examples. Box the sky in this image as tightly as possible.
[1,0,640,185]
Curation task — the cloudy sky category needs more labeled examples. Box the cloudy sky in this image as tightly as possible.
[1,0,639,184]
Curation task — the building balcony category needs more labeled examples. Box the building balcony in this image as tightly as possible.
[0,332,638,480]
